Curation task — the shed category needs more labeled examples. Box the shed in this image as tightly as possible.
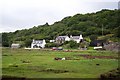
[11,43,20,48]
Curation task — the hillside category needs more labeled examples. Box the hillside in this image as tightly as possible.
[2,9,120,47]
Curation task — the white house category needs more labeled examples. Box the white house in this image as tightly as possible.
[50,40,55,42]
[70,34,83,43]
[55,34,83,43]
[31,39,46,48]
[55,36,70,43]
[11,43,20,48]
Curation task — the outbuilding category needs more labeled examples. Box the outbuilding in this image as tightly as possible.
[11,43,20,48]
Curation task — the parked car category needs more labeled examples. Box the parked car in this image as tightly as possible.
[57,47,63,50]
[52,47,63,50]
[52,47,57,50]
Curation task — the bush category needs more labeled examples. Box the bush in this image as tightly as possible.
[89,35,98,41]
[63,40,79,49]
[24,39,32,47]
[45,43,57,48]
[79,41,89,48]
[69,41,79,48]
[64,41,69,44]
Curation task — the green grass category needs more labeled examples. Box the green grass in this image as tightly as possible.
[2,48,118,78]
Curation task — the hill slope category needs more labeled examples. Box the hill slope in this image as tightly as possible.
[2,9,120,47]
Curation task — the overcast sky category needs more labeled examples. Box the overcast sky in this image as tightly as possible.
[0,0,119,32]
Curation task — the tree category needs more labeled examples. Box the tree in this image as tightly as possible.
[24,39,32,47]
[79,41,89,49]
[45,43,57,48]
[2,33,10,47]
[89,35,97,41]
[63,40,79,49]
[113,26,120,38]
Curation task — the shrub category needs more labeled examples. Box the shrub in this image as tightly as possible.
[45,43,57,48]
[79,41,89,48]
[63,40,79,49]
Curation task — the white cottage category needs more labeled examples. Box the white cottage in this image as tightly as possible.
[70,34,83,43]
[31,39,46,48]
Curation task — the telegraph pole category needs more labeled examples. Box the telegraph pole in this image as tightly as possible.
[102,24,103,36]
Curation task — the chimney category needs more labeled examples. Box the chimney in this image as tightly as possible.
[43,39,46,44]
[70,35,73,38]
[33,39,35,42]
[79,34,83,40]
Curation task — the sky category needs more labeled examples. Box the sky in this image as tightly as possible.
[0,0,119,32]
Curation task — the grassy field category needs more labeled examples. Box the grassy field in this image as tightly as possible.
[2,48,118,78]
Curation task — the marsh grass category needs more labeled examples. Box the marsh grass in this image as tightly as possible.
[2,48,118,78]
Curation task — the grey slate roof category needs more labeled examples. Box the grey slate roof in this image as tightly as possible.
[56,36,68,40]
[32,40,43,44]
[72,36,80,39]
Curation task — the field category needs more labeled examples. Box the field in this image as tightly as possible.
[2,48,118,79]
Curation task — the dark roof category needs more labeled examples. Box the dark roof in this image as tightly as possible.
[72,36,80,39]
[56,36,68,40]
[90,40,105,46]
[32,40,43,44]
